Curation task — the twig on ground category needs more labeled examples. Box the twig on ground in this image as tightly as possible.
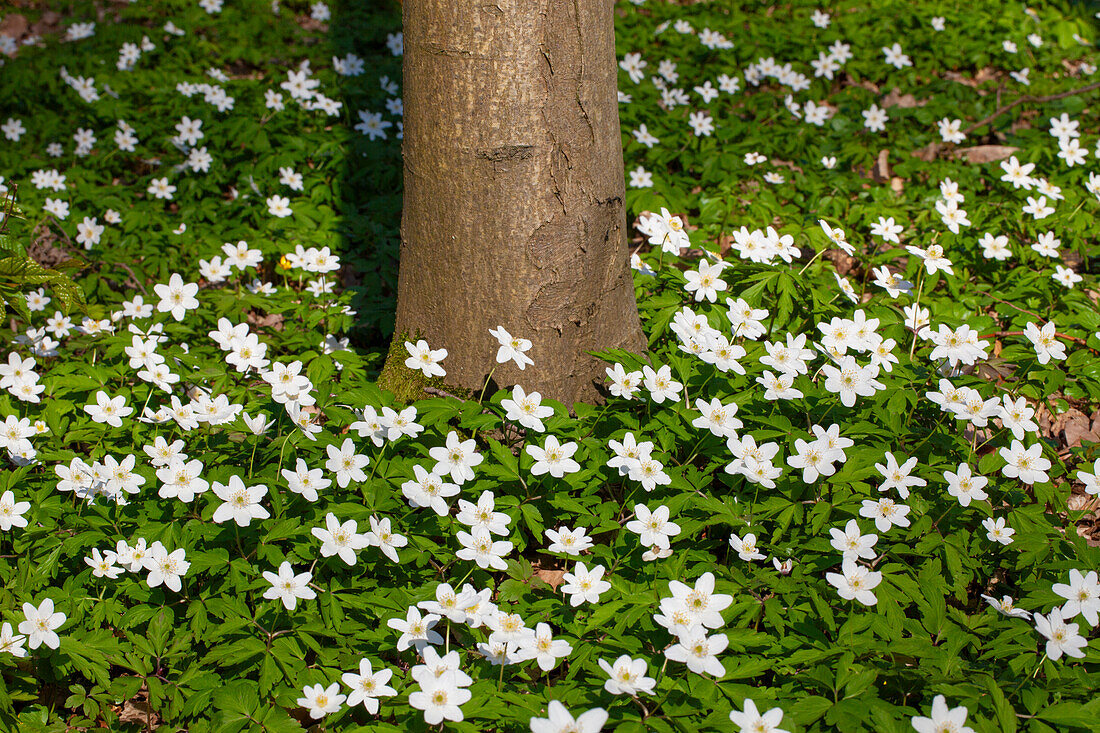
[963,80,1100,135]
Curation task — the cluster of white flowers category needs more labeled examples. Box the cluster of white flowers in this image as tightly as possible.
[1,1,1099,729]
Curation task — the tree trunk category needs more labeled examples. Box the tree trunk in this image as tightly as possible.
[384,0,645,406]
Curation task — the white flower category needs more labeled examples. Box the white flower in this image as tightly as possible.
[943,463,988,507]
[625,504,680,549]
[526,435,580,478]
[999,440,1050,484]
[153,273,200,321]
[429,431,483,485]
[606,363,643,399]
[910,695,975,733]
[0,490,30,530]
[456,526,512,570]
[1052,265,1082,289]
[18,599,66,650]
[829,520,878,560]
[365,515,408,563]
[266,195,292,218]
[0,622,27,657]
[387,607,443,652]
[826,557,882,605]
[729,698,789,733]
[341,659,396,714]
[859,497,911,533]
[980,594,1031,620]
[664,629,728,677]
[519,622,573,672]
[875,452,926,499]
[862,103,888,132]
[296,682,345,720]
[530,700,608,733]
[455,491,509,536]
[982,516,1015,545]
[83,391,134,428]
[143,543,190,592]
[683,260,728,302]
[324,438,369,488]
[628,166,653,188]
[404,339,447,378]
[729,532,766,562]
[1024,321,1066,365]
[146,177,175,200]
[598,655,655,696]
[1022,195,1054,219]
[211,476,269,526]
[545,526,594,555]
[401,464,459,515]
[241,411,274,436]
[85,548,122,579]
[1077,458,1100,496]
[488,326,534,370]
[501,384,554,432]
[311,513,369,565]
[1052,569,1100,626]
[627,455,671,492]
[560,562,611,606]
[641,364,683,403]
[658,572,731,630]
[1033,608,1088,660]
[408,675,471,725]
[262,561,316,610]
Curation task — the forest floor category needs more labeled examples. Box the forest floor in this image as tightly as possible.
[0,0,1098,731]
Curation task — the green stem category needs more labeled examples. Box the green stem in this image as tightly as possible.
[477,366,498,406]
[908,269,926,359]
[797,247,825,276]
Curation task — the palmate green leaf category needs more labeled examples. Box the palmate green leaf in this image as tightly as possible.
[59,631,119,690]
[48,274,86,313]
[1036,701,1100,730]
[0,233,26,258]
[1,1,1100,730]
[0,255,51,284]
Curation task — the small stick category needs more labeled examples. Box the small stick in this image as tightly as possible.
[963,80,1100,135]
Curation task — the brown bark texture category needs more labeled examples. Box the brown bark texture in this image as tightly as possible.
[389,0,646,406]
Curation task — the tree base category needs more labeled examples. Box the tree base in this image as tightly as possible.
[376,331,475,404]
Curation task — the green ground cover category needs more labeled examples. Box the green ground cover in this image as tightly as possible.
[0,0,1098,730]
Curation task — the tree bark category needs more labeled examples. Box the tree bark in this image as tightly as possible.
[385,0,645,406]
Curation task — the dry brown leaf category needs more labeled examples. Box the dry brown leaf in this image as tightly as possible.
[850,78,880,94]
[944,67,998,91]
[716,233,734,256]
[973,356,1016,383]
[535,569,565,590]
[872,149,891,182]
[910,142,942,162]
[28,229,70,269]
[119,699,158,727]
[0,14,28,39]
[296,15,328,32]
[1059,408,1099,448]
[1076,523,1098,546]
[881,88,927,108]
[1068,494,1093,512]
[771,159,804,174]
[823,249,858,277]
[952,145,1019,164]
[31,11,61,36]
[247,311,285,332]
[889,176,905,193]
